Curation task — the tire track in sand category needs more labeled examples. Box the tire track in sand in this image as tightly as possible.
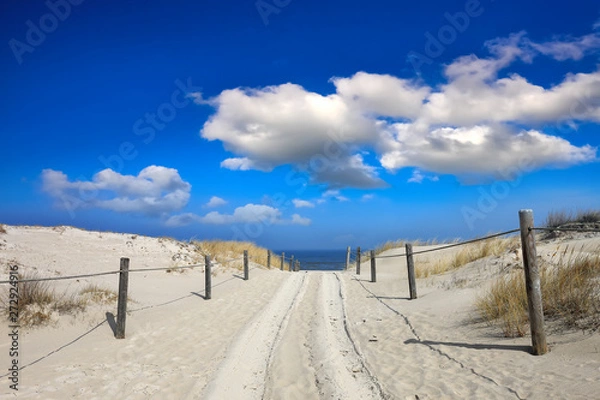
[310,273,386,399]
[201,272,308,400]
[264,272,386,400]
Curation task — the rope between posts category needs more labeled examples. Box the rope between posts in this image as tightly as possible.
[0,270,122,284]
[410,229,520,255]
[374,253,407,259]
[129,263,205,273]
[0,263,206,285]
[531,227,600,233]
[361,229,520,260]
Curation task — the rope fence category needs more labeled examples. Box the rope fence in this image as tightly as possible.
[1,248,301,339]
[2,209,597,352]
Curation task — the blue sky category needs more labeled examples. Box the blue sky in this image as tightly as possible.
[1,0,599,250]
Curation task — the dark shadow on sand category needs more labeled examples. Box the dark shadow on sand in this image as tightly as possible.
[404,338,531,353]
[191,291,209,300]
[367,295,411,300]
[106,312,117,335]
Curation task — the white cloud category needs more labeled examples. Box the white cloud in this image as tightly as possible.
[166,203,309,227]
[164,213,203,227]
[199,83,385,188]
[202,204,282,224]
[419,31,600,127]
[379,124,595,178]
[331,72,430,118]
[194,30,599,187]
[360,194,375,202]
[407,170,439,184]
[594,18,600,31]
[291,214,311,226]
[220,157,259,171]
[292,199,315,208]
[323,190,350,202]
[526,33,600,61]
[205,196,227,208]
[42,166,191,215]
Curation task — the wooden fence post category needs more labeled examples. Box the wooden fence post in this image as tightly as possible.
[290,255,294,272]
[370,250,376,283]
[244,250,249,280]
[405,243,417,300]
[281,252,285,271]
[346,246,351,270]
[356,247,361,275]
[295,260,300,271]
[519,209,548,355]
[115,257,129,339]
[267,250,271,269]
[205,255,212,300]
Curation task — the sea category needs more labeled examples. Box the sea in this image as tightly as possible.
[274,249,350,271]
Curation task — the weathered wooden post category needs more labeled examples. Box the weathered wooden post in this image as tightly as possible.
[370,250,376,283]
[280,252,285,271]
[519,209,548,355]
[115,257,129,339]
[243,250,249,280]
[295,260,300,271]
[290,255,294,272]
[267,250,271,269]
[405,243,417,300]
[346,246,351,269]
[356,247,361,275]
[205,255,212,300]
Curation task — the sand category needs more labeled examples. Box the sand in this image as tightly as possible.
[1,225,599,399]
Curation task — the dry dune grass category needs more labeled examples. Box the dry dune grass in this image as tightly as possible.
[1,276,122,327]
[416,236,520,278]
[1,273,87,327]
[375,240,408,254]
[79,284,119,304]
[546,209,600,227]
[193,240,288,270]
[476,247,600,337]
[0,224,6,234]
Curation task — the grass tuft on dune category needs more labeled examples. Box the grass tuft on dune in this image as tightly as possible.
[1,273,87,327]
[545,209,600,228]
[192,240,288,270]
[476,247,600,337]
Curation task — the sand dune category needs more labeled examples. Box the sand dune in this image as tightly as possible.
[1,225,599,399]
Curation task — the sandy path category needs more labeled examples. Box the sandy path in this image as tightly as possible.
[203,272,385,400]
[201,272,308,399]
[305,273,385,400]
